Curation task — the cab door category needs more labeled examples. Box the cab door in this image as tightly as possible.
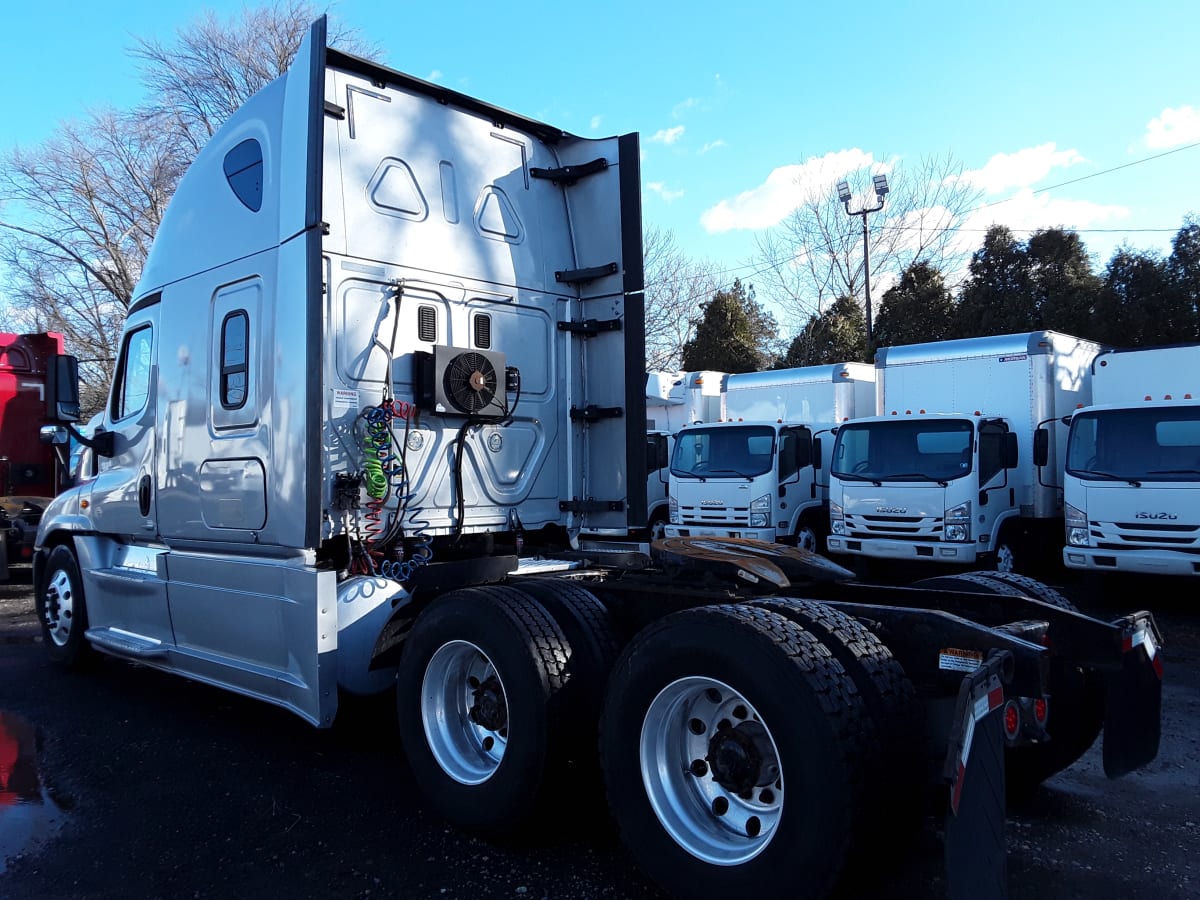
[90,302,160,539]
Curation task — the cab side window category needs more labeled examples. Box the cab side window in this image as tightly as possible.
[978,423,1006,484]
[112,325,154,420]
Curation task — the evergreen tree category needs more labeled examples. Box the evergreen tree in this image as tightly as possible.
[874,262,955,348]
[680,279,778,372]
[780,296,869,367]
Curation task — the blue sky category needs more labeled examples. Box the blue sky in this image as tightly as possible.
[4,0,1199,314]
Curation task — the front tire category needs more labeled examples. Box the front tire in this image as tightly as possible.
[600,604,867,900]
[35,545,93,667]
[396,586,572,830]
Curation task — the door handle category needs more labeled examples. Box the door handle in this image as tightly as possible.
[139,474,152,517]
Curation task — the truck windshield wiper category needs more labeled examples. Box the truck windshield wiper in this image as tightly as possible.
[1075,469,1142,487]
[705,467,756,480]
[1146,468,1200,476]
[874,472,951,487]
[672,470,707,482]
[833,472,882,486]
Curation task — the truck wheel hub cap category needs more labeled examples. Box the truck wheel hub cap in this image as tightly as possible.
[707,721,779,794]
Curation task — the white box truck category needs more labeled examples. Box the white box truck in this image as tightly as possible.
[645,370,725,538]
[30,20,1163,899]
[664,364,875,551]
[827,332,1102,573]
[1056,344,1200,577]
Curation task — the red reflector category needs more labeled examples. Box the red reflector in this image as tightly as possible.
[1034,699,1047,723]
[1153,655,1164,680]
[988,685,1004,710]
[1004,702,1020,737]
[21,546,32,559]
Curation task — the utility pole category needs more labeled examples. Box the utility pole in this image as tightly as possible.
[836,174,889,349]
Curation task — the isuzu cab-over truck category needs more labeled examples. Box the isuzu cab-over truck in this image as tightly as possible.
[34,19,1163,899]
[827,332,1102,574]
[1056,344,1200,578]
[664,363,874,552]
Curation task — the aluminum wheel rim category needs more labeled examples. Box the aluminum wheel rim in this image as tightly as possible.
[43,568,76,648]
[421,640,509,785]
[796,528,817,553]
[640,676,784,865]
[996,544,1015,573]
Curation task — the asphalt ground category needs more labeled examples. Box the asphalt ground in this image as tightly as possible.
[0,567,1197,899]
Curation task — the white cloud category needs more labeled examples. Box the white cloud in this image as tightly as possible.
[426,69,443,83]
[647,181,685,202]
[700,139,726,154]
[1144,105,1200,149]
[672,97,700,119]
[590,115,603,130]
[954,143,1085,194]
[651,125,686,145]
[699,149,878,233]
[955,189,1129,260]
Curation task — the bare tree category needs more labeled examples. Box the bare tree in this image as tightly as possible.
[132,1,378,155]
[642,224,722,371]
[754,152,982,331]
[0,2,373,394]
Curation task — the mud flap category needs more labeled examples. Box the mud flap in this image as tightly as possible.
[1103,616,1163,778]
[944,653,1009,900]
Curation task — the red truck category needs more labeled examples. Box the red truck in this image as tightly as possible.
[0,332,70,580]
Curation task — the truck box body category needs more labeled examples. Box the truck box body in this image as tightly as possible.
[1062,344,1200,576]
[34,20,644,723]
[827,332,1101,569]
[666,363,874,546]
[645,371,725,535]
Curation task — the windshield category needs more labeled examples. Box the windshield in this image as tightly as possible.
[671,425,776,478]
[1067,407,1200,482]
[831,419,974,482]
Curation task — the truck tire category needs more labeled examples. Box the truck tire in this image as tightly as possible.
[395,585,572,830]
[748,598,922,841]
[647,509,669,542]
[912,572,1105,794]
[793,518,823,555]
[600,604,867,900]
[35,545,94,668]
[507,578,619,779]
[991,524,1024,574]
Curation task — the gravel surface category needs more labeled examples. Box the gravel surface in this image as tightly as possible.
[1,568,1196,899]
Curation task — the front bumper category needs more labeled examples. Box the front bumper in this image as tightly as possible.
[826,535,980,564]
[1063,546,1200,577]
[664,524,779,542]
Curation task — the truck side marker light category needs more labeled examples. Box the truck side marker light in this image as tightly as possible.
[1033,698,1048,724]
[1003,701,1020,739]
[919,409,926,414]
[81,500,89,509]
[1164,395,1172,400]
[1145,395,1152,401]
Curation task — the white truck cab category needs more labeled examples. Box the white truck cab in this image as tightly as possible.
[827,332,1102,573]
[665,363,874,550]
[1058,344,1200,577]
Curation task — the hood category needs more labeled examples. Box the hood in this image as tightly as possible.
[840,484,947,519]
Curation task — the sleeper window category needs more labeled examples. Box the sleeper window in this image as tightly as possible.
[220,311,250,409]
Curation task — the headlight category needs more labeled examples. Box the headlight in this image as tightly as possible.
[750,513,769,527]
[669,495,680,524]
[1065,502,1086,528]
[944,501,971,542]
[1067,527,1089,546]
[830,500,845,534]
[751,494,772,512]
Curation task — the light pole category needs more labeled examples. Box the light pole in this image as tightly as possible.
[837,174,889,349]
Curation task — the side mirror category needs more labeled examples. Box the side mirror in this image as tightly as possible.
[810,436,822,470]
[1032,428,1048,468]
[1004,432,1020,469]
[46,355,81,424]
[39,425,71,445]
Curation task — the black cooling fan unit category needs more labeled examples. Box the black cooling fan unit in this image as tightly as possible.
[443,351,499,414]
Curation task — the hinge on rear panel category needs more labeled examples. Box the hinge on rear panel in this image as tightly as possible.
[556,262,618,285]
[559,498,625,513]
[324,100,346,119]
[570,405,623,422]
[530,157,608,186]
[557,318,622,337]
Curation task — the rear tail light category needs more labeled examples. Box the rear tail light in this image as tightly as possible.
[1003,700,1021,739]
[1033,698,1048,724]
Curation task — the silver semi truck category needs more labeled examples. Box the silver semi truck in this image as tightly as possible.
[34,19,1163,899]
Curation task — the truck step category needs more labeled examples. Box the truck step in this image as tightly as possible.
[86,627,169,658]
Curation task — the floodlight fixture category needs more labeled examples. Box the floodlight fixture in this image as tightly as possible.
[836,180,852,204]
[872,174,890,198]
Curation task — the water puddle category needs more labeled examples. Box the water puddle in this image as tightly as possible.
[0,711,66,875]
